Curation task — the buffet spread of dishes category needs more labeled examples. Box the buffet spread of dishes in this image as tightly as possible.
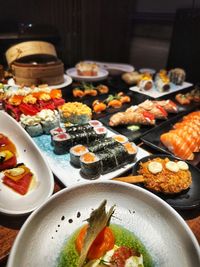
[0,55,200,267]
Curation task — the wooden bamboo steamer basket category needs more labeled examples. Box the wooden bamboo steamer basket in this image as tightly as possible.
[12,60,64,86]
[5,41,57,66]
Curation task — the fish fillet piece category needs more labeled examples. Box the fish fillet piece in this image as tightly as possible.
[153,100,178,113]
[109,111,155,127]
[170,129,199,152]
[160,132,194,160]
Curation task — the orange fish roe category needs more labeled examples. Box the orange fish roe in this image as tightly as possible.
[74,145,87,153]
[50,89,62,99]
[82,153,96,163]
[114,135,126,142]
[124,142,136,154]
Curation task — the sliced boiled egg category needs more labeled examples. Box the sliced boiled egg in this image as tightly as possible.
[165,161,179,172]
[148,162,163,174]
[177,161,189,171]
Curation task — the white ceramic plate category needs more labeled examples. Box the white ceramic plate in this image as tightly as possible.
[66,67,109,82]
[7,74,72,89]
[129,81,193,99]
[33,128,149,187]
[84,60,135,75]
[7,181,200,267]
[0,111,54,215]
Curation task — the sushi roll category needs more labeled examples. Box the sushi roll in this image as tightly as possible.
[41,118,60,134]
[93,126,107,139]
[53,133,71,154]
[80,152,101,179]
[88,137,117,153]
[97,149,118,174]
[123,142,138,163]
[112,143,128,167]
[65,124,93,134]
[70,145,88,168]
[50,127,66,136]
[88,120,102,128]
[70,132,88,146]
[86,130,98,143]
[112,135,128,144]
[25,123,43,137]
[50,127,66,145]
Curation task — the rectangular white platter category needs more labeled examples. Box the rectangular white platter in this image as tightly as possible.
[129,81,193,99]
[33,128,149,187]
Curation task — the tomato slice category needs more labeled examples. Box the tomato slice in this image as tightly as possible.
[3,172,33,195]
[76,225,115,260]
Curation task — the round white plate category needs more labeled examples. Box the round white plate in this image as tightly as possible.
[0,111,54,215]
[66,67,109,82]
[7,181,200,267]
[7,74,72,89]
[84,60,135,75]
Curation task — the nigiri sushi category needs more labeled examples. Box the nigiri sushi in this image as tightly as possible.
[109,110,155,127]
[153,100,178,113]
[160,132,194,160]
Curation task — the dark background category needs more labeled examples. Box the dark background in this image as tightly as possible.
[0,0,200,82]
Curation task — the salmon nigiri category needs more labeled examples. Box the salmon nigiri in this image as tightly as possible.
[160,132,194,160]
[170,129,199,152]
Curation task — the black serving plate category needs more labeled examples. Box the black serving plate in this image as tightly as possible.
[141,109,200,166]
[132,154,200,210]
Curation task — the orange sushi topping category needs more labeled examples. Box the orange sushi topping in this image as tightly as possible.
[114,136,126,142]
[74,146,86,153]
[82,153,96,163]
[124,142,136,153]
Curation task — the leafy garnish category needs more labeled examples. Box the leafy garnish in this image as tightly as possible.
[78,200,115,267]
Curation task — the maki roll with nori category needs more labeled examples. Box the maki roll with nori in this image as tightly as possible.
[65,124,92,134]
[41,119,60,134]
[123,142,138,163]
[86,130,98,143]
[112,143,128,167]
[70,132,88,146]
[97,149,117,174]
[25,123,43,137]
[93,126,107,139]
[53,133,71,154]
[88,137,117,153]
[80,152,101,179]
[50,127,66,145]
[70,144,88,167]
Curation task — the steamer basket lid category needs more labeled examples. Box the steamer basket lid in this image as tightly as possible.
[5,40,57,66]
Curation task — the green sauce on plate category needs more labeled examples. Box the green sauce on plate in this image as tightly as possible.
[57,224,153,267]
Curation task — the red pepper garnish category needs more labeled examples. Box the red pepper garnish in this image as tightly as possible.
[142,111,155,121]
[156,105,168,117]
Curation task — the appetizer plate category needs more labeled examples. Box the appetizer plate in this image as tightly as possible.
[129,81,193,98]
[141,112,200,166]
[7,74,72,89]
[7,181,200,267]
[66,67,109,82]
[33,128,149,187]
[84,60,135,75]
[132,154,200,210]
[0,111,54,215]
